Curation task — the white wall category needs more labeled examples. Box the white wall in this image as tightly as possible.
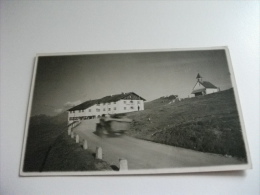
[117,99,144,113]
[193,82,205,91]
[68,99,145,121]
[0,1,259,195]
[206,88,219,94]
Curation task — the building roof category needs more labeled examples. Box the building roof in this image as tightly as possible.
[68,92,145,111]
[191,81,218,94]
[68,100,99,112]
[199,81,218,89]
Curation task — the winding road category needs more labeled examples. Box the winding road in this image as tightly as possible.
[73,119,243,170]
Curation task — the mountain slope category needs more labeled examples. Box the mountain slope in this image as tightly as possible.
[126,89,247,160]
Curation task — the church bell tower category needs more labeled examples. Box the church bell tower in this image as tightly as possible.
[196,73,203,82]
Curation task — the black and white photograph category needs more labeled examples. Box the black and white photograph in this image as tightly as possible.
[20,47,251,176]
[2,1,258,194]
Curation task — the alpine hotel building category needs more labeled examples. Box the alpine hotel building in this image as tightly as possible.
[67,92,145,122]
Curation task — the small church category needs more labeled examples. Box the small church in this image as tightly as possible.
[191,73,219,97]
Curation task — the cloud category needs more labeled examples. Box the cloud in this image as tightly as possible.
[53,100,82,114]
[54,108,64,114]
[64,100,82,108]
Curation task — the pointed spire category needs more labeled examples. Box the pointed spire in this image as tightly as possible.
[196,73,203,82]
[196,73,202,79]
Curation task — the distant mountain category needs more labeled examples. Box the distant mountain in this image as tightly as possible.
[30,112,68,126]
[51,112,68,124]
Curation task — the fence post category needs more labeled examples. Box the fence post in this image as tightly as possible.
[119,158,128,171]
[95,147,102,159]
[71,131,74,139]
[68,126,72,135]
[76,134,80,143]
[83,139,88,150]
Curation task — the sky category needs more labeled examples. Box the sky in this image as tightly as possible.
[30,49,233,116]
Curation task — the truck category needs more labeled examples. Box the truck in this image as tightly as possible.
[95,114,132,137]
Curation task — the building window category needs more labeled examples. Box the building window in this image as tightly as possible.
[137,101,140,104]
[108,108,111,111]
[123,101,126,104]
[130,106,134,109]
[124,107,126,110]
[114,107,116,110]
[89,109,91,112]
[96,109,100,112]
[103,108,106,111]
[130,100,133,103]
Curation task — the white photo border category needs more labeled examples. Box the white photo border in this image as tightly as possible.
[19,46,252,176]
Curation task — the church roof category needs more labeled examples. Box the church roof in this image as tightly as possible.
[199,81,218,89]
[68,92,145,111]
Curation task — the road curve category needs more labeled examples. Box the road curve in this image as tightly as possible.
[73,119,243,170]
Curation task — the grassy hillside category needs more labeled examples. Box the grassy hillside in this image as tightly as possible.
[126,89,247,160]
[23,112,111,172]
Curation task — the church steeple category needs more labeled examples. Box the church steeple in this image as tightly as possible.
[196,73,203,82]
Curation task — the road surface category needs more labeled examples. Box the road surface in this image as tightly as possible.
[73,119,243,170]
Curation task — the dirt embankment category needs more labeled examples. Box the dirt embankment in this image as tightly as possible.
[23,113,111,172]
